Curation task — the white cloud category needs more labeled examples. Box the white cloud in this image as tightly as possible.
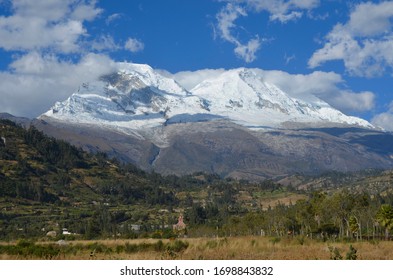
[0,52,117,118]
[216,3,261,62]
[0,0,102,53]
[372,102,393,131]
[124,38,144,53]
[216,0,319,62]
[234,37,261,63]
[347,1,393,37]
[71,1,102,22]
[0,1,146,118]
[329,91,375,113]
[226,0,319,23]
[255,69,375,112]
[164,69,227,90]
[216,3,247,44]
[270,11,302,23]
[309,1,393,77]
[91,35,120,51]
[105,13,123,25]
[284,53,296,65]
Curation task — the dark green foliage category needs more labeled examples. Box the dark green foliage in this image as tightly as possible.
[23,126,86,169]
[376,204,393,240]
[2,119,393,243]
[345,245,357,260]
[186,204,207,225]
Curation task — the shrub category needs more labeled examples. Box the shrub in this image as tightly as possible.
[345,245,357,260]
[116,245,125,254]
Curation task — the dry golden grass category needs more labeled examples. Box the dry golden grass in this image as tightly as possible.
[2,236,393,260]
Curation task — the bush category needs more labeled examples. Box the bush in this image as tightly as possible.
[116,245,125,254]
[345,245,357,260]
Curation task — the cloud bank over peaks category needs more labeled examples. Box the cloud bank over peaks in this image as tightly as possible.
[309,1,393,77]
[372,102,393,132]
[216,0,319,62]
[0,52,117,118]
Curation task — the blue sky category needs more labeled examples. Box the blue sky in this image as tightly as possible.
[0,0,392,130]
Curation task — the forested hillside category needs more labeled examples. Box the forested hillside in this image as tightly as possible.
[1,119,393,241]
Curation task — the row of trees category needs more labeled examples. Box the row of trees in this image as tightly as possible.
[184,190,393,241]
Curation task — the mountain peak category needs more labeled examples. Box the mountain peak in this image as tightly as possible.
[40,62,374,132]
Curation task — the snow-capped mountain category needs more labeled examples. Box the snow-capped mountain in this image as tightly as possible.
[190,68,372,129]
[35,62,393,179]
[43,63,209,132]
[41,63,373,132]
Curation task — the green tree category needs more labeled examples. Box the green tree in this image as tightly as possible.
[376,204,393,240]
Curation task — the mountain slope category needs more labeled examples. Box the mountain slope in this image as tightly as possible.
[35,63,393,179]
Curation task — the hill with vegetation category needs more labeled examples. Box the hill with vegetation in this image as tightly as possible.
[1,118,393,244]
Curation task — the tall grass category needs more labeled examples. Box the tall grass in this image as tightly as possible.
[1,236,393,260]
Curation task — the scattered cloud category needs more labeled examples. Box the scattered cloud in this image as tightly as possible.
[91,35,120,52]
[309,1,393,77]
[216,0,319,62]
[105,13,123,25]
[216,3,261,63]
[233,37,261,63]
[223,0,320,23]
[124,38,144,53]
[284,53,296,65]
[372,102,393,131]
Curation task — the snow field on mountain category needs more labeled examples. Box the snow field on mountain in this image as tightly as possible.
[41,63,374,133]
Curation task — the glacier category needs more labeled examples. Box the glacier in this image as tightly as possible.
[41,62,374,133]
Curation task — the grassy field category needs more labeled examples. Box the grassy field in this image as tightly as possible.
[1,236,393,260]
